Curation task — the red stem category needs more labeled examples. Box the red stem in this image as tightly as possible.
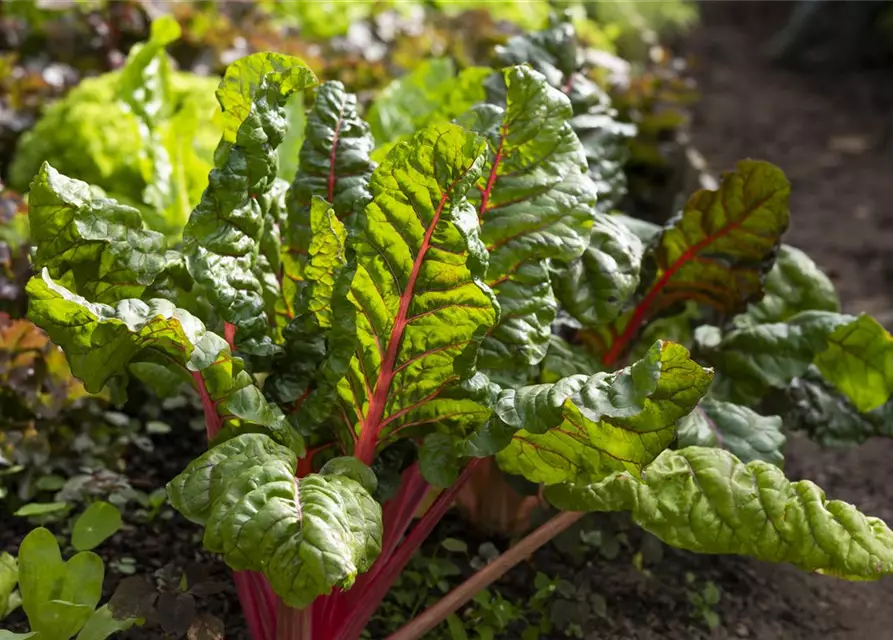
[331,458,484,640]
[195,372,277,640]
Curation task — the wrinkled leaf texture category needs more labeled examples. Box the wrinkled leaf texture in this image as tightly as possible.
[182,54,317,354]
[167,433,382,608]
[548,446,893,580]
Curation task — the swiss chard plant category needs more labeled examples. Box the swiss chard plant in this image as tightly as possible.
[21,45,893,640]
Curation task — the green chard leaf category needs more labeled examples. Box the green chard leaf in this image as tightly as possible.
[268,80,374,407]
[461,65,597,376]
[552,214,644,328]
[495,341,712,485]
[737,244,839,326]
[784,368,893,446]
[26,270,290,443]
[280,80,375,328]
[182,53,317,354]
[28,163,172,304]
[539,335,603,384]
[597,160,790,366]
[706,311,893,412]
[676,398,785,466]
[267,197,349,404]
[546,446,893,580]
[167,433,382,608]
[339,123,498,464]
[496,19,636,212]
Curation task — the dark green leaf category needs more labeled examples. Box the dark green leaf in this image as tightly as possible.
[707,311,893,412]
[167,433,382,608]
[462,65,598,373]
[182,53,317,353]
[552,214,644,328]
[739,244,839,325]
[676,398,785,465]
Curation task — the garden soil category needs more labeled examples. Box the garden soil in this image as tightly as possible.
[5,3,893,639]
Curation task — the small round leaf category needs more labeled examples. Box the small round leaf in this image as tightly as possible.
[72,501,122,551]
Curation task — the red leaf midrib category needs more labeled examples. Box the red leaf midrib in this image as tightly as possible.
[478,126,506,220]
[354,191,452,464]
[602,190,778,367]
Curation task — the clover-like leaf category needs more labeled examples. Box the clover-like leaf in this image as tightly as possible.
[495,341,712,485]
[18,528,104,639]
[547,446,893,580]
[72,501,123,551]
[167,433,382,608]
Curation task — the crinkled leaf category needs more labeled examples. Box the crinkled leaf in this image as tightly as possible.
[283,81,374,286]
[182,53,317,353]
[337,123,497,459]
[706,311,893,412]
[738,244,839,326]
[496,341,712,485]
[552,214,643,328]
[547,446,893,580]
[267,198,350,406]
[28,164,172,304]
[601,160,790,366]
[167,433,382,608]
[539,335,602,384]
[676,398,785,466]
[461,65,597,373]
[496,19,636,212]
[275,81,373,396]
[26,270,289,442]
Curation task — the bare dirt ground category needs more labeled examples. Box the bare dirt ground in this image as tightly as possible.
[672,2,893,638]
